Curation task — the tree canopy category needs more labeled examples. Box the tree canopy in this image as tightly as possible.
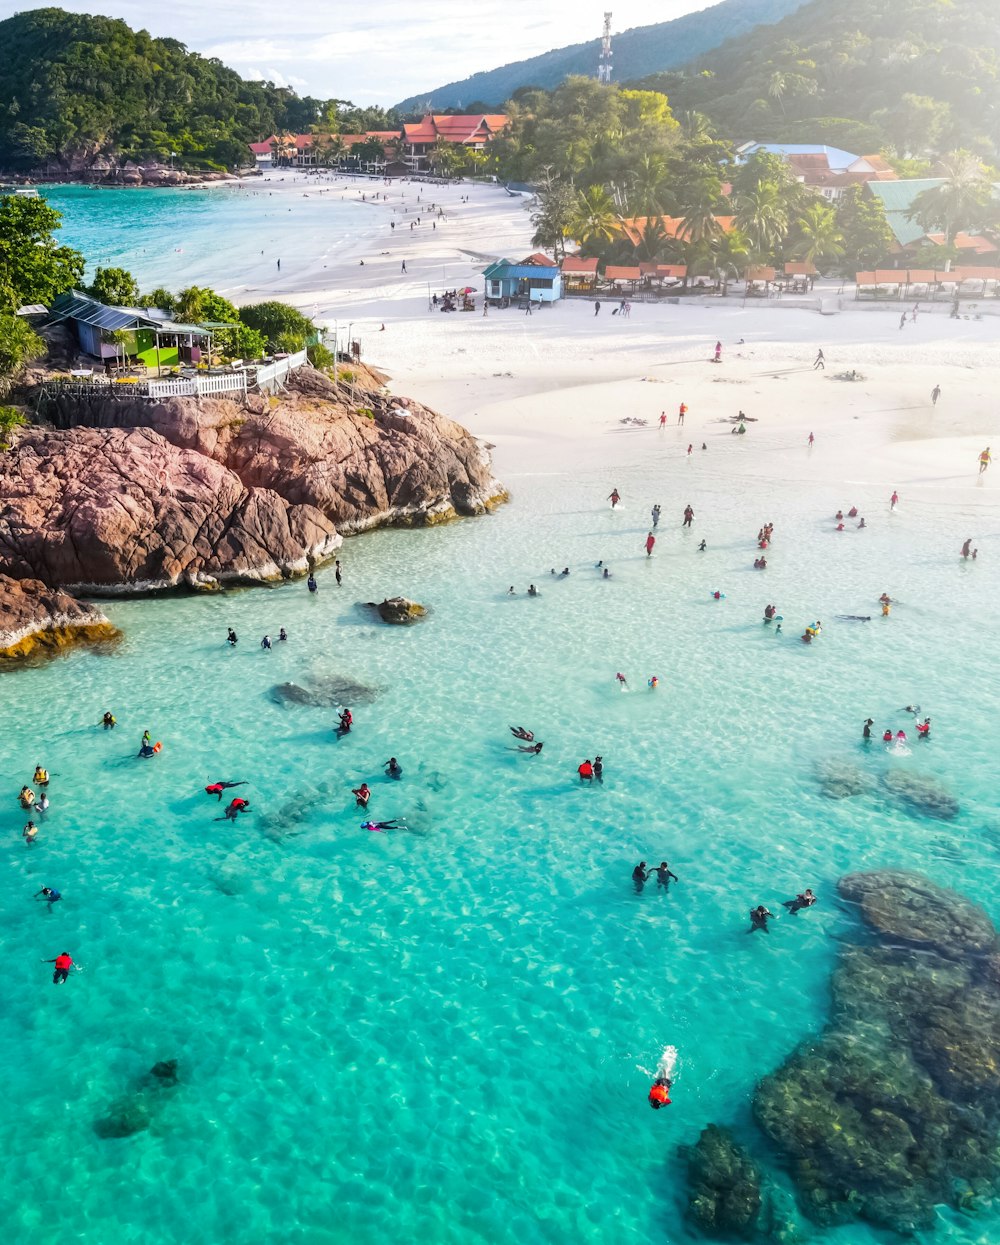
[0,195,84,313]
[0,8,391,172]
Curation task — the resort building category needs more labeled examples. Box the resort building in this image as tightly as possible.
[400,114,510,172]
[863,180,1000,258]
[46,291,210,370]
[483,253,561,305]
[736,143,898,200]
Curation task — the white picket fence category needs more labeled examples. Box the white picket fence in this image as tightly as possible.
[49,350,308,403]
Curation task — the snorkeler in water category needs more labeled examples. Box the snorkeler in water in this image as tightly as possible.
[205,781,247,800]
[509,726,534,741]
[514,742,544,754]
[362,820,402,832]
[748,905,775,933]
[220,797,250,821]
[782,889,816,914]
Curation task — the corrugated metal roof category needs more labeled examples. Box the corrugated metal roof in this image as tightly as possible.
[47,291,159,332]
[484,261,558,280]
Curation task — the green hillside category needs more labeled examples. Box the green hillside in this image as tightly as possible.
[394,0,807,112]
[0,7,320,172]
[633,0,1000,157]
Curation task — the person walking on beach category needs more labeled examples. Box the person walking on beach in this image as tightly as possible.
[678,402,687,425]
[645,532,656,557]
[401,260,407,273]
[899,312,906,330]
[594,300,601,316]
[651,504,661,528]
[714,340,722,363]
[659,411,666,428]
[890,490,899,510]
[608,488,621,509]
[813,349,825,370]
[277,258,281,272]
[44,952,74,984]
[931,384,941,406]
[808,431,815,446]
[979,447,991,474]
[683,505,694,528]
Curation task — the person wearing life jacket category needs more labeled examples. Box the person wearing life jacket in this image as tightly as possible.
[337,708,353,736]
[102,711,117,729]
[223,798,250,821]
[33,766,49,787]
[23,821,38,843]
[19,786,35,809]
[352,783,371,809]
[578,760,594,783]
[916,718,931,737]
[883,729,893,742]
[44,952,74,984]
[648,1077,672,1109]
[205,781,247,801]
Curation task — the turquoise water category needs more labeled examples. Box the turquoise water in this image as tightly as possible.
[40,182,372,296]
[3,427,998,1244]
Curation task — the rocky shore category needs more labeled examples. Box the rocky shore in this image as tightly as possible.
[5,158,238,187]
[0,362,506,600]
[0,574,118,661]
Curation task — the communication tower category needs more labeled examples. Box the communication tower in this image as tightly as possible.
[598,12,613,84]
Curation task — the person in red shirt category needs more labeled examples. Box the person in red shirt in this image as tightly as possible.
[678,402,687,425]
[645,532,656,557]
[44,952,74,984]
[648,1077,672,1109]
[578,760,594,783]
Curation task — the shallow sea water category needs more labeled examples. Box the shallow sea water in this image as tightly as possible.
[40,182,371,294]
[2,426,999,1245]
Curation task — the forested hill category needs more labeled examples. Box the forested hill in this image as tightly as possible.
[632,0,1000,158]
[0,8,321,173]
[393,0,806,111]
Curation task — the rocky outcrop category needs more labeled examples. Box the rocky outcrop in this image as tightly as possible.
[2,365,505,593]
[271,675,384,707]
[883,769,959,820]
[372,597,426,624]
[0,573,118,660]
[686,1125,763,1239]
[747,871,1000,1235]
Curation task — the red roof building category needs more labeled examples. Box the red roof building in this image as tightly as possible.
[401,114,509,171]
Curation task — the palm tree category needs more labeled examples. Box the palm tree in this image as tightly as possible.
[767,71,788,117]
[711,228,750,295]
[314,134,347,168]
[679,111,713,143]
[793,202,845,270]
[676,174,724,245]
[908,149,996,247]
[174,287,206,323]
[629,154,671,216]
[568,185,621,250]
[734,182,789,259]
[270,134,297,166]
[630,217,669,263]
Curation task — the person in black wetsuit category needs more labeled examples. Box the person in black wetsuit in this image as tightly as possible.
[632,862,649,891]
[385,757,402,779]
[748,905,775,933]
[863,718,874,739]
[783,889,816,914]
[653,862,678,888]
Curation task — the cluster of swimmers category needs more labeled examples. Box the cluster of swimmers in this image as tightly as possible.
[834,506,866,531]
[862,707,931,742]
[748,888,816,933]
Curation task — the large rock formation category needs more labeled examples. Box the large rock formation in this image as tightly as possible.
[0,573,118,660]
[1,364,505,593]
[685,1125,763,1239]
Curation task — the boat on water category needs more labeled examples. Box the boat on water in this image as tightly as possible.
[0,184,40,198]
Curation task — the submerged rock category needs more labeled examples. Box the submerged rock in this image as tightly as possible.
[686,1125,763,1239]
[838,871,999,958]
[372,596,426,625]
[93,1098,151,1139]
[815,759,871,799]
[271,675,383,707]
[747,871,1000,1234]
[148,1059,179,1084]
[883,769,959,820]
[0,573,119,661]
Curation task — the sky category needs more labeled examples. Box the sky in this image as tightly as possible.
[0,0,709,104]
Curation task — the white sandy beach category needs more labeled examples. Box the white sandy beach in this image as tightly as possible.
[229,174,1000,524]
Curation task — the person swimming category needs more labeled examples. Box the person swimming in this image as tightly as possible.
[221,797,250,821]
[307,573,318,593]
[602,568,612,578]
[883,729,893,742]
[514,742,544,754]
[593,756,603,782]
[748,905,775,933]
[102,711,117,729]
[763,604,776,622]
[648,1045,677,1108]
[33,766,49,787]
[35,792,49,815]
[205,781,247,800]
[227,628,238,646]
[336,708,353,735]
[352,783,371,808]
[509,726,534,741]
[385,757,403,778]
[362,820,402,832]
[34,886,61,905]
[23,821,37,842]
[783,888,816,914]
[278,627,288,642]
[916,718,931,737]
[261,635,272,650]
[754,557,767,569]
[648,675,659,690]
[653,861,678,887]
[19,786,34,808]
[528,584,538,596]
[615,673,628,688]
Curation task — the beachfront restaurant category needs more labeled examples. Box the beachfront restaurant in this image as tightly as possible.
[46,291,210,373]
[483,257,562,306]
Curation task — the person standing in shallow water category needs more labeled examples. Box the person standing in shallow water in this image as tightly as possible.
[335,560,343,585]
[632,862,649,891]
[747,905,775,933]
[645,532,656,557]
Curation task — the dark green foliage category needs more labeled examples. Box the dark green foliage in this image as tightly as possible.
[394,0,806,110]
[634,0,1000,158]
[0,196,84,312]
[0,8,324,172]
[239,301,315,352]
[88,266,140,306]
[0,317,44,394]
[0,404,28,447]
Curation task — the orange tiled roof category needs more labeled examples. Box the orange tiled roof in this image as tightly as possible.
[521,252,558,267]
[619,215,736,246]
[561,256,599,274]
[605,265,642,280]
[403,114,509,146]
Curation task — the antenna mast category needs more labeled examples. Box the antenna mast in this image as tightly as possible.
[598,12,613,85]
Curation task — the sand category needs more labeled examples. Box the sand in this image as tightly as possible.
[238,173,1000,523]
